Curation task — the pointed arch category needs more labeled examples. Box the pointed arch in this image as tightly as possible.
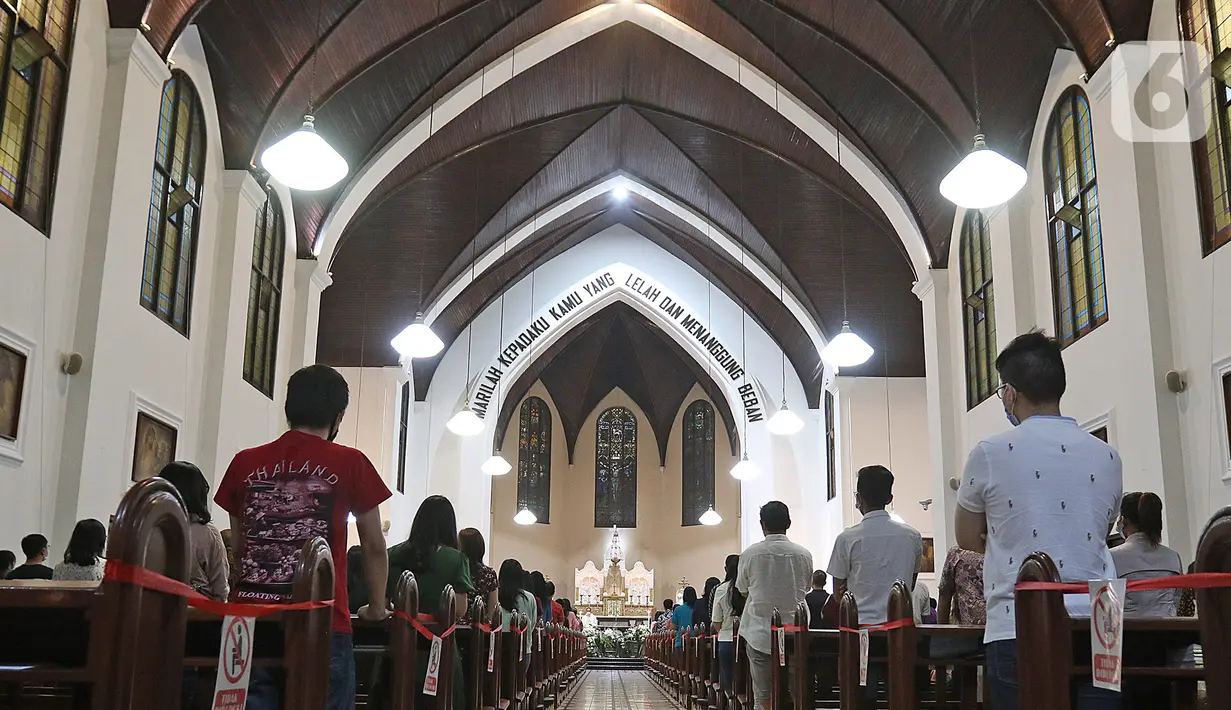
[517,395,552,524]
[595,406,637,528]
[681,399,715,527]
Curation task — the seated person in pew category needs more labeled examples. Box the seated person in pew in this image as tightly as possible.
[827,465,922,708]
[216,364,392,710]
[1111,491,1185,710]
[386,495,473,709]
[710,554,743,691]
[933,543,986,658]
[911,567,931,625]
[53,519,107,581]
[671,586,698,649]
[158,461,230,601]
[6,533,53,580]
[738,501,812,710]
[0,549,13,578]
[804,569,829,630]
[499,558,538,671]
[955,330,1122,710]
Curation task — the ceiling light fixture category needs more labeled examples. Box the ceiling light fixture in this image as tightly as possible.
[447,404,484,436]
[514,507,538,525]
[391,312,444,358]
[613,183,629,201]
[698,507,723,526]
[261,0,347,190]
[482,452,512,476]
[819,0,873,369]
[730,138,757,480]
[730,453,759,481]
[767,64,803,439]
[766,404,804,436]
[939,3,1026,209]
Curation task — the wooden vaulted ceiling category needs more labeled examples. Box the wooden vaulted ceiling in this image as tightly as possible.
[493,302,742,465]
[109,0,1152,401]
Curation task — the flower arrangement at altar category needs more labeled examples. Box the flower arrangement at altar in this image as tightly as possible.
[584,623,649,658]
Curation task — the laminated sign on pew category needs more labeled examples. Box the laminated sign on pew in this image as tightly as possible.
[1089,580,1125,692]
[213,615,256,710]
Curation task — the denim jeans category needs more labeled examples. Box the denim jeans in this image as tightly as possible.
[246,632,355,710]
[717,641,734,691]
[986,640,1122,710]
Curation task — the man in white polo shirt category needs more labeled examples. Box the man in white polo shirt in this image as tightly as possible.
[828,464,922,707]
[956,331,1122,710]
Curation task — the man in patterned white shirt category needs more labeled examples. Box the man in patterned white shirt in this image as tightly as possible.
[737,501,812,710]
[955,331,1122,710]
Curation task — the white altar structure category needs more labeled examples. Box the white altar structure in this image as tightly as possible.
[575,528,654,623]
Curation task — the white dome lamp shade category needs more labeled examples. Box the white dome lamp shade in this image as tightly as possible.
[939,134,1027,209]
[766,401,804,436]
[481,451,512,476]
[446,402,485,437]
[698,507,723,526]
[514,507,538,525]
[390,313,444,359]
[730,452,759,480]
[821,321,874,368]
[260,115,349,192]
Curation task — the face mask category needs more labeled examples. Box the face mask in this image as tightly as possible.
[1005,409,1020,427]
[327,419,341,442]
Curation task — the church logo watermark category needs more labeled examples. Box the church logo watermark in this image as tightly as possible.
[1109,41,1208,143]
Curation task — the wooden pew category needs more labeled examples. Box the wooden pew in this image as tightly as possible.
[785,602,841,710]
[498,611,529,710]
[729,617,749,710]
[1196,505,1231,708]
[1015,553,1204,710]
[883,582,984,710]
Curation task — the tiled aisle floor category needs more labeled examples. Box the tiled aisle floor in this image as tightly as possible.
[561,671,676,710]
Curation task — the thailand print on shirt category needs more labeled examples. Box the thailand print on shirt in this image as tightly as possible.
[238,471,335,599]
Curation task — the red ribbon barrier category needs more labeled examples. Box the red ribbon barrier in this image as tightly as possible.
[393,610,458,640]
[1015,572,1231,594]
[837,618,914,634]
[104,560,333,618]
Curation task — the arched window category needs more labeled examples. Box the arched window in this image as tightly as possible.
[1182,0,1231,253]
[0,0,77,230]
[1044,87,1108,347]
[680,400,715,526]
[960,210,998,407]
[141,71,206,334]
[518,396,552,523]
[243,187,285,397]
[825,390,836,501]
[595,406,637,528]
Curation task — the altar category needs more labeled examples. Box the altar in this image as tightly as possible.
[575,528,654,620]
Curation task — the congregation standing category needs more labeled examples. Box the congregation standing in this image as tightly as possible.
[2,330,1198,710]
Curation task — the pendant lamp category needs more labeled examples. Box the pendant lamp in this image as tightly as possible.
[446,402,484,437]
[766,404,804,436]
[821,321,874,367]
[514,507,538,525]
[939,4,1025,209]
[391,313,444,358]
[261,116,349,191]
[482,451,512,476]
[730,452,759,481]
[698,507,723,526]
[940,134,1027,209]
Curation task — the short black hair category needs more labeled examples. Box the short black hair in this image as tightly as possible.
[20,534,47,558]
[663,599,675,610]
[285,365,350,429]
[995,330,1066,404]
[545,580,556,597]
[760,501,791,533]
[856,465,895,509]
[0,550,14,574]
[811,569,827,588]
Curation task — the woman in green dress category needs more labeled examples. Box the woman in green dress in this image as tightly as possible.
[386,495,473,708]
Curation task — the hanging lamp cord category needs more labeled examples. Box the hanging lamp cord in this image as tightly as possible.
[968,0,982,133]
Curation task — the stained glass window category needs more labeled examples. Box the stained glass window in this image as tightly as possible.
[960,210,999,407]
[141,71,206,335]
[397,381,410,494]
[518,396,552,524]
[681,400,715,526]
[0,0,76,231]
[595,406,636,528]
[1182,0,1231,253]
[242,186,285,397]
[825,390,836,501]
[1044,86,1108,347]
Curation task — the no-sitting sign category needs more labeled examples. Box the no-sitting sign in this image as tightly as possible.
[1089,580,1125,692]
[213,615,256,710]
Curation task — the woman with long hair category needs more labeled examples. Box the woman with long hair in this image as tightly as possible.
[158,461,229,601]
[1110,491,1183,616]
[529,570,550,623]
[711,554,742,690]
[458,528,498,622]
[670,586,698,649]
[693,576,721,629]
[53,519,107,581]
[498,559,538,668]
[386,496,473,707]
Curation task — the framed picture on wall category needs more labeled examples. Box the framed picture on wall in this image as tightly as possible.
[0,341,27,442]
[132,411,177,482]
[921,536,935,574]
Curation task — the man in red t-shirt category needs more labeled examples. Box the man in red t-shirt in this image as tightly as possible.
[215,365,391,710]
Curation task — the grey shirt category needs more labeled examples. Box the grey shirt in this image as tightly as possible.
[737,534,813,653]
[1111,532,1182,617]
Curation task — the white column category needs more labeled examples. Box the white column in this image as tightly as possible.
[914,271,960,552]
[288,261,332,370]
[55,30,171,543]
